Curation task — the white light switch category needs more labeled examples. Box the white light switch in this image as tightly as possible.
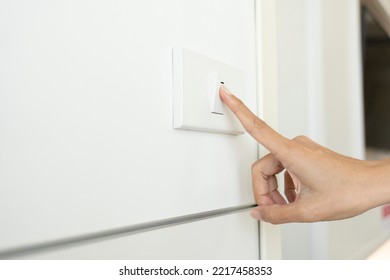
[210,72,224,115]
[172,48,245,135]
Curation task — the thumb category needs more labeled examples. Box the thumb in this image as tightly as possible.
[251,203,312,224]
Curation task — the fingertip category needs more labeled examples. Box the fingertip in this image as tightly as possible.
[220,85,234,96]
[219,85,234,103]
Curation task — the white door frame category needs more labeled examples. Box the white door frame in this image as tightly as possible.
[255,0,282,260]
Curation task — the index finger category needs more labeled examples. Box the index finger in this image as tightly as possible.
[220,85,291,158]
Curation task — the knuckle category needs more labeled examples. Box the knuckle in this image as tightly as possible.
[261,208,281,225]
[248,117,267,136]
[251,153,270,171]
[251,161,261,175]
[251,162,257,173]
[268,216,279,225]
[231,98,244,114]
[268,214,281,225]
[292,135,310,142]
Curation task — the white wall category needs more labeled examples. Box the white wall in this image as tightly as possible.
[0,0,259,258]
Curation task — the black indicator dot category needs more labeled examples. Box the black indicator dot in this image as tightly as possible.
[220,81,224,84]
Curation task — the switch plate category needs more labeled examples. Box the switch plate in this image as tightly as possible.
[172,48,245,135]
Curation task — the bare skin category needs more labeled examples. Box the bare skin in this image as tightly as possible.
[219,85,390,224]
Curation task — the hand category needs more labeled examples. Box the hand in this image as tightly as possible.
[219,85,390,224]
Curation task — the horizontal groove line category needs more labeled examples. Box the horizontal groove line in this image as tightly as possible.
[0,204,256,259]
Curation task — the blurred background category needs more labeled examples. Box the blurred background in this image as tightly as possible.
[276,0,390,259]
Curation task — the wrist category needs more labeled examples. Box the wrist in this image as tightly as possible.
[364,159,390,208]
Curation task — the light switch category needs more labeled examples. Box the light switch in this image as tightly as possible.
[210,72,224,115]
[172,48,245,135]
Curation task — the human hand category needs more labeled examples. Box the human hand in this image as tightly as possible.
[220,86,390,224]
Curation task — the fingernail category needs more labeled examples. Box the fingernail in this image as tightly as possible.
[250,209,263,221]
[220,85,233,96]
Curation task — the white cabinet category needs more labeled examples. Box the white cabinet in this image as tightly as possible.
[0,0,258,256]
[14,211,258,260]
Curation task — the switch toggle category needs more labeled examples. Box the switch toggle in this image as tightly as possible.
[210,72,225,115]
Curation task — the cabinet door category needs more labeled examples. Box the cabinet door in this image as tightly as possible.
[0,0,258,252]
[12,212,258,260]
